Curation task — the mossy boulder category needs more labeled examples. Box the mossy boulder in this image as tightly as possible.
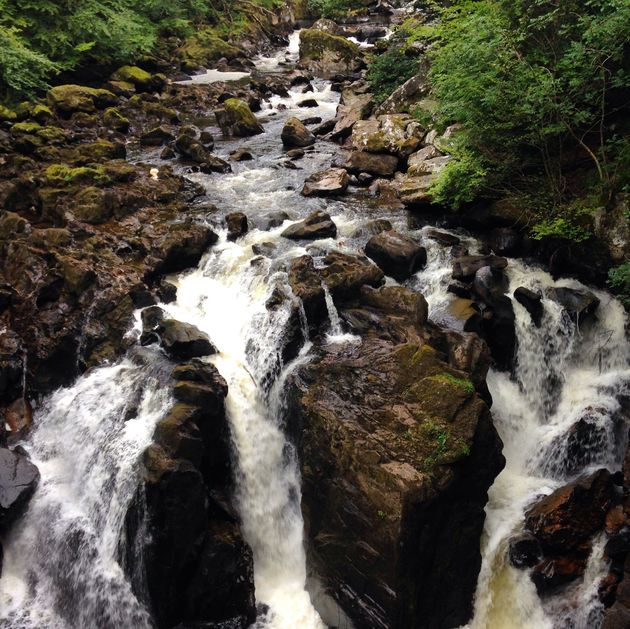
[352,115,425,158]
[103,107,130,133]
[47,85,118,116]
[71,186,117,224]
[44,164,111,187]
[0,104,17,122]
[31,104,54,124]
[179,28,242,68]
[299,28,364,79]
[214,98,264,137]
[111,66,165,93]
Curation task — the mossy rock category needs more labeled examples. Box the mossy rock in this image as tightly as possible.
[299,28,363,79]
[105,80,136,97]
[179,28,242,67]
[11,122,42,135]
[0,104,17,122]
[32,104,54,124]
[110,66,164,93]
[72,186,116,224]
[214,98,264,137]
[47,85,118,116]
[44,164,111,187]
[74,140,126,164]
[103,107,130,133]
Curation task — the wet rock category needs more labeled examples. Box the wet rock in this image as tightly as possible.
[351,219,392,239]
[140,126,175,146]
[532,556,588,593]
[4,398,33,438]
[200,156,232,174]
[286,149,304,160]
[361,285,427,325]
[425,229,461,247]
[251,242,276,257]
[299,28,364,80]
[525,469,614,553]
[260,211,289,230]
[158,320,216,361]
[452,255,508,281]
[226,212,248,241]
[160,146,175,160]
[343,151,398,177]
[214,99,264,137]
[365,229,426,281]
[330,83,373,140]
[548,287,600,324]
[229,149,253,162]
[514,287,543,327]
[509,533,543,569]
[175,134,216,165]
[72,187,117,224]
[157,281,177,304]
[298,98,318,108]
[0,447,40,532]
[281,117,315,148]
[47,84,118,116]
[282,210,337,240]
[300,116,322,126]
[153,225,218,276]
[142,306,165,332]
[301,168,349,197]
[320,252,384,301]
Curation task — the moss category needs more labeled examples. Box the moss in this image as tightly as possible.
[112,65,152,87]
[427,373,475,394]
[179,28,242,66]
[0,104,17,122]
[11,121,42,134]
[103,107,130,132]
[36,126,67,143]
[44,164,111,187]
[32,104,54,123]
[75,140,126,163]
[47,85,118,115]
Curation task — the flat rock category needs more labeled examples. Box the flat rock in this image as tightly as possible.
[302,168,349,197]
[158,319,216,360]
[282,210,337,240]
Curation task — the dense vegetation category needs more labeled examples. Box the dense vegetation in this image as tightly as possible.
[0,0,282,100]
[307,0,366,19]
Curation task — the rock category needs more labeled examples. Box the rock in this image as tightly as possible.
[281,117,315,148]
[160,146,175,159]
[452,255,508,281]
[351,219,392,239]
[230,148,254,162]
[252,242,276,257]
[525,469,614,553]
[509,533,543,569]
[158,320,216,361]
[288,256,326,320]
[47,85,118,116]
[72,187,116,224]
[140,126,175,146]
[365,230,427,281]
[282,211,337,240]
[299,28,363,80]
[361,285,427,325]
[287,149,304,160]
[226,212,248,241]
[548,287,600,323]
[141,306,165,332]
[343,151,398,177]
[532,556,588,593]
[286,330,504,629]
[200,131,214,147]
[312,18,341,34]
[425,229,461,247]
[298,98,319,108]
[0,447,40,532]
[153,225,218,276]
[352,115,425,158]
[321,252,384,301]
[391,173,436,206]
[490,227,521,257]
[111,66,164,92]
[514,287,543,327]
[260,211,289,230]
[214,99,264,137]
[375,71,430,116]
[330,83,373,140]
[407,147,450,177]
[174,134,213,164]
[301,168,349,197]
[102,107,130,133]
[200,155,232,174]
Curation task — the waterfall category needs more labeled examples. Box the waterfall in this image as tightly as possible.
[165,232,325,629]
[0,357,171,628]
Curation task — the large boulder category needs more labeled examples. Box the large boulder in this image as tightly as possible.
[343,151,399,177]
[47,85,118,116]
[286,297,504,629]
[299,28,364,80]
[0,447,40,532]
[226,212,248,241]
[281,117,316,148]
[282,210,337,240]
[374,67,430,116]
[548,286,600,323]
[452,255,508,281]
[301,168,349,197]
[514,287,543,327]
[330,83,374,140]
[111,66,165,93]
[158,320,216,361]
[214,99,264,137]
[365,229,426,281]
[352,115,425,158]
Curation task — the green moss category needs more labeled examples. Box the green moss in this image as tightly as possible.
[44,163,111,187]
[299,28,361,62]
[32,103,54,122]
[428,373,475,394]
[111,65,152,87]
[0,104,17,121]
[103,107,130,132]
[179,28,241,66]
[11,121,42,134]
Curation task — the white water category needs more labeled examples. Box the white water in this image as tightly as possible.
[0,359,170,628]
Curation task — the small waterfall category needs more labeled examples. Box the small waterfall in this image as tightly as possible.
[322,282,360,345]
[0,357,171,628]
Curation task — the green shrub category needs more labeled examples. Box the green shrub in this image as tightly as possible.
[609,262,630,307]
[366,45,421,104]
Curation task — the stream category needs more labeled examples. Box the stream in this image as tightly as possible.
[1,21,629,629]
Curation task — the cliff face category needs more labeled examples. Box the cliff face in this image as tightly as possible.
[286,285,505,629]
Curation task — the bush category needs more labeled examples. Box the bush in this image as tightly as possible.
[609,262,630,306]
[307,0,365,19]
[366,44,421,104]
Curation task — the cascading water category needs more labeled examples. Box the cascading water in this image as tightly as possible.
[0,358,171,628]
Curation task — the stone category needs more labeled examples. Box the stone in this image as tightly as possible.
[260,211,289,231]
[301,168,349,197]
[509,533,543,569]
[226,212,248,241]
[281,117,315,148]
[72,187,116,224]
[352,115,425,158]
[374,70,430,116]
[0,447,40,532]
[320,252,385,301]
[343,151,399,177]
[490,227,521,257]
[548,287,600,323]
[525,469,614,553]
[298,98,319,108]
[230,148,254,161]
[298,28,364,80]
[47,85,118,116]
[365,230,427,281]
[361,285,428,325]
[214,99,264,137]
[140,126,175,146]
[514,287,543,327]
[111,66,164,92]
[158,319,216,361]
[330,84,373,140]
[452,255,508,281]
[141,306,165,332]
[425,229,461,247]
[282,211,337,240]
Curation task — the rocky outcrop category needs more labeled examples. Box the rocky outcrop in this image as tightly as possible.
[299,28,364,80]
[127,359,256,629]
[286,285,504,629]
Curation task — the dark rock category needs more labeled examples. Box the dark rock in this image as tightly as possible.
[287,149,304,160]
[0,447,40,532]
[157,280,178,304]
[229,149,253,162]
[365,229,426,281]
[490,227,521,257]
[343,151,398,177]
[260,211,289,231]
[142,306,165,332]
[452,255,508,281]
[199,156,232,174]
[514,287,543,327]
[282,211,337,241]
[214,98,264,137]
[140,126,175,146]
[226,212,248,241]
[158,320,216,361]
[509,533,543,569]
[251,242,276,257]
[426,229,461,247]
[548,287,600,323]
[448,281,472,299]
[298,99,319,108]
[532,556,588,594]
[302,168,349,197]
[161,146,176,160]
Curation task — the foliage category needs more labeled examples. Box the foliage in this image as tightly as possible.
[366,42,421,104]
[422,0,630,231]
[608,262,630,307]
[307,0,365,19]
